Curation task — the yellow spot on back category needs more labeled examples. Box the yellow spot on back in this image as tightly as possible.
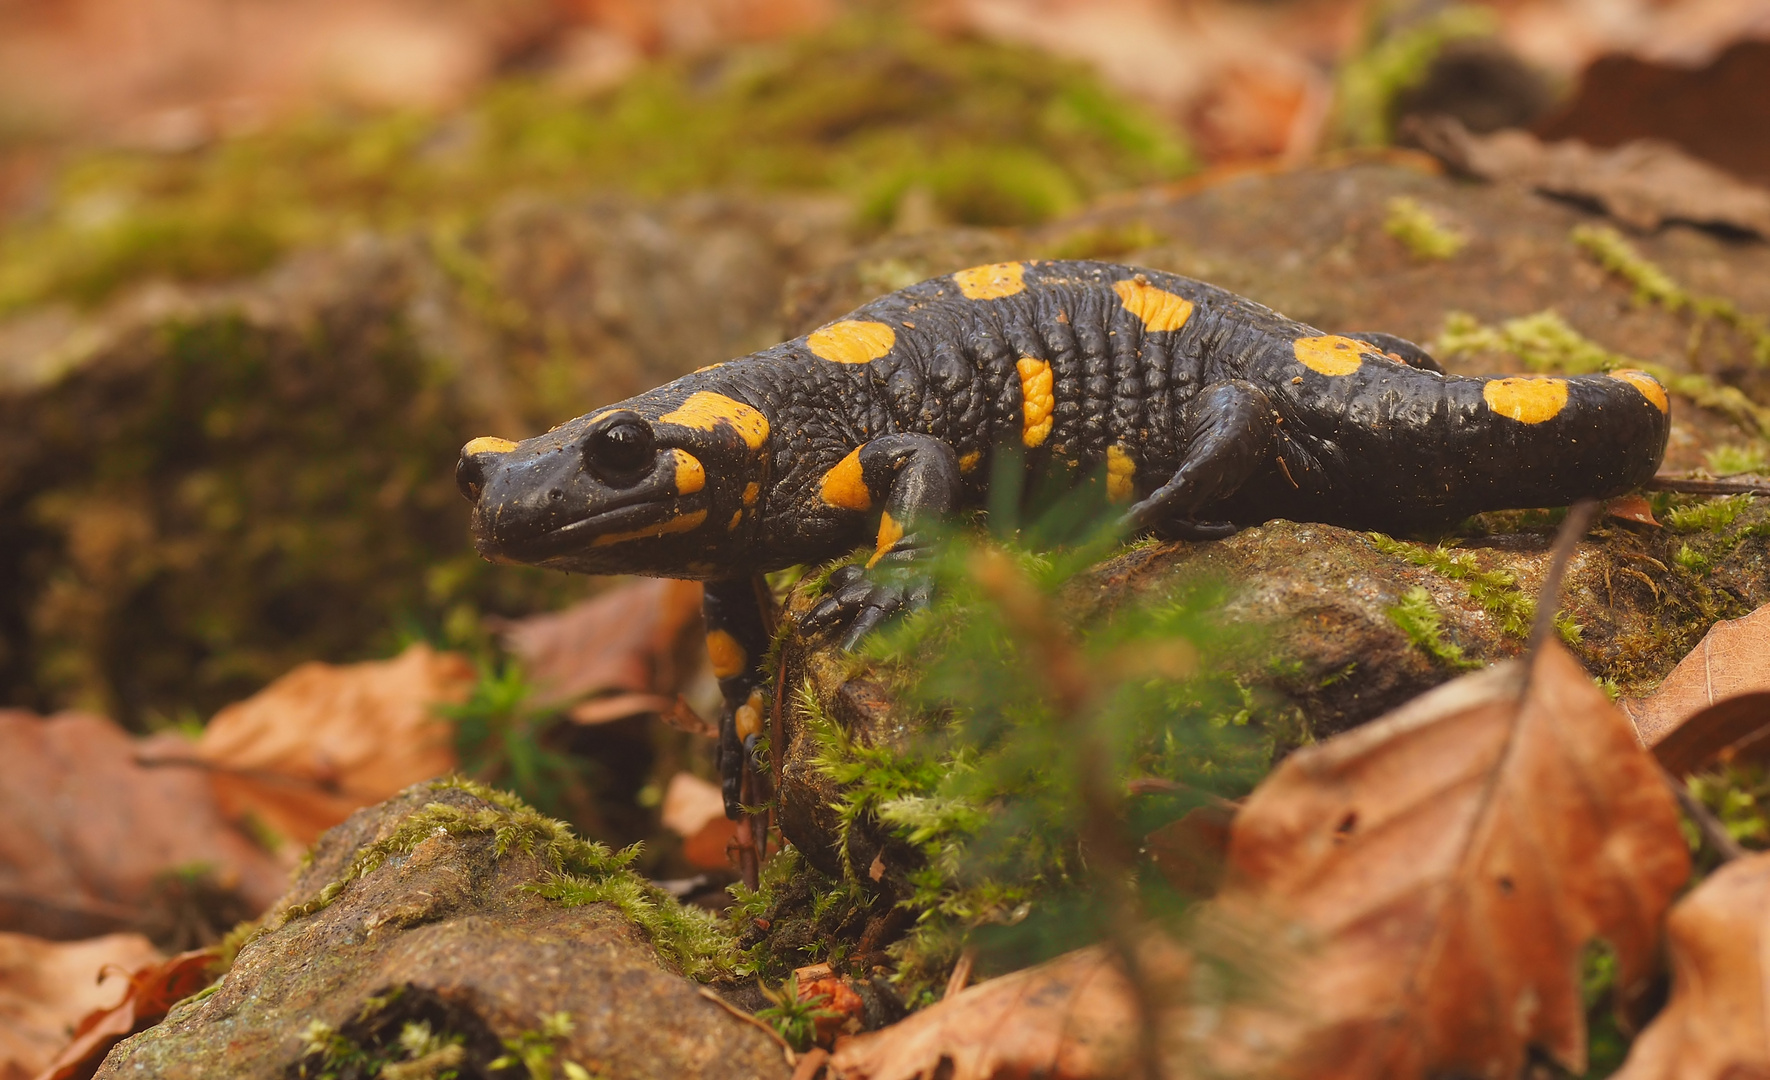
[820,448,872,511]
[953,262,1026,301]
[1609,369,1669,413]
[1113,279,1194,332]
[706,629,747,679]
[1106,444,1136,503]
[959,450,982,473]
[463,436,517,456]
[671,449,705,494]
[808,320,896,365]
[1293,335,1369,376]
[868,511,905,569]
[1484,377,1570,424]
[742,482,760,506]
[1017,357,1055,447]
[658,392,770,451]
[591,509,708,547]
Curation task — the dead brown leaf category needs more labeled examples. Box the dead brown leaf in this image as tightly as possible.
[1213,641,1689,1079]
[660,772,737,871]
[0,932,160,1080]
[828,940,1189,1080]
[1611,850,1770,1080]
[1409,115,1770,236]
[0,712,286,942]
[499,579,704,711]
[1605,493,1662,526]
[33,947,219,1080]
[139,643,472,846]
[1622,603,1770,768]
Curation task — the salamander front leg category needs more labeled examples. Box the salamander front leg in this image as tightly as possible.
[704,576,773,820]
[1128,379,1279,537]
[801,433,961,650]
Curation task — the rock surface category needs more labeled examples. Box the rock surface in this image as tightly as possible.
[96,782,789,1080]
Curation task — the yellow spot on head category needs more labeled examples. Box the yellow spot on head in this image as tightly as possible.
[591,509,708,547]
[1293,335,1369,377]
[1106,444,1136,503]
[1483,377,1569,424]
[729,509,744,531]
[868,510,905,569]
[671,449,705,494]
[959,450,982,473]
[742,481,760,506]
[658,392,770,451]
[735,688,766,741]
[1017,357,1055,448]
[1609,369,1669,413]
[820,448,872,511]
[463,436,518,456]
[1113,279,1194,332]
[952,262,1026,301]
[808,320,896,365]
[706,629,747,679]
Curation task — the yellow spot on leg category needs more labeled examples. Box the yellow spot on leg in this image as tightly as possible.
[591,510,708,547]
[706,630,747,679]
[1106,444,1136,503]
[959,450,982,473]
[952,262,1026,300]
[742,482,760,505]
[463,436,517,456]
[808,320,896,365]
[820,447,872,511]
[1017,357,1055,447]
[868,511,904,569]
[671,449,705,494]
[1483,377,1570,423]
[735,688,766,741]
[728,509,744,531]
[1609,369,1670,413]
[659,392,770,450]
[1113,279,1195,332]
[1293,335,1370,376]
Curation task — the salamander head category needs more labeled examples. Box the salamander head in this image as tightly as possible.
[456,390,769,578]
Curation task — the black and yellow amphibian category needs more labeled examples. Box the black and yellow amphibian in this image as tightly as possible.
[456,260,1670,814]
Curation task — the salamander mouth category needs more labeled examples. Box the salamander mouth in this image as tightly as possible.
[477,490,699,564]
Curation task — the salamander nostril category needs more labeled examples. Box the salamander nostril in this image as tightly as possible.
[455,455,485,503]
[548,488,565,501]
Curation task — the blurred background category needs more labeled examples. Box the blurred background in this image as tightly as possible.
[2,1,1769,1063]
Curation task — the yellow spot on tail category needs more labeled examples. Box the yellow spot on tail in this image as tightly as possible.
[953,262,1026,300]
[591,509,708,547]
[1293,335,1369,376]
[659,392,769,451]
[1018,357,1055,447]
[706,630,747,679]
[1609,369,1669,413]
[868,511,905,569]
[735,688,765,741]
[1484,377,1570,423]
[1106,444,1136,503]
[808,320,896,364]
[742,482,760,505]
[671,449,705,494]
[820,448,871,511]
[959,450,982,473]
[463,436,517,456]
[1113,279,1194,332]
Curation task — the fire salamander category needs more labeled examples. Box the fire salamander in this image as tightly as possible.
[455,259,1671,815]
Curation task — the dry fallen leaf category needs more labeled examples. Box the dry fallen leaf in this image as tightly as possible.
[499,578,705,714]
[1611,850,1770,1080]
[1410,115,1770,236]
[829,940,1189,1080]
[1605,493,1661,527]
[1621,603,1770,766]
[0,932,160,1080]
[140,643,473,845]
[1214,641,1690,1079]
[0,711,286,942]
[660,771,737,871]
[33,946,219,1080]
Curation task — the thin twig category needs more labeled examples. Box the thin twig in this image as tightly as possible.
[944,946,978,1000]
[698,987,798,1066]
[1526,500,1598,659]
[1662,765,1749,863]
[1647,475,1770,497]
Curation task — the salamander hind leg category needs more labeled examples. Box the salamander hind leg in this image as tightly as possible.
[1128,380,1279,538]
[802,433,961,651]
[1342,331,1444,373]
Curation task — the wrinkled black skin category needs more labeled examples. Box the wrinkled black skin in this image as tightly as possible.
[458,260,1671,815]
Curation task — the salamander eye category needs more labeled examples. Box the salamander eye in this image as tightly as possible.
[585,417,656,484]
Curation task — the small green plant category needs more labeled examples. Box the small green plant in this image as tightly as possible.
[1387,586,1481,670]
[1706,444,1768,476]
[437,660,590,821]
[756,973,842,1051]
[1673,543,1713,575]
[1572,224,1770,365]
[1368,534,1540,639]
[1665,494,1754,534]
[491,1011,595,1080]
[1333,5,1498,146]
[1384,197,1467,260]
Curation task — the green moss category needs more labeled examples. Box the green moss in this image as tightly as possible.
[1040,222,1164,261]
[1367,533,1539,639]
[280,778,736,981]
[1333,5,1498,147]
[1706,445,1769,476]
[1673,542,1713,575]
[1387,586,1482,669]
[1383,197,1466,260]
[1666,494,1754,533]
[1572,224,1770,365]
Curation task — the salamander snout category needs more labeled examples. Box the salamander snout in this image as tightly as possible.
[456,435,517,503]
